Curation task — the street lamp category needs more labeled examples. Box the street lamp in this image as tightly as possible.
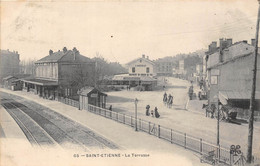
[213,95,220,146]
[135,98,138,131]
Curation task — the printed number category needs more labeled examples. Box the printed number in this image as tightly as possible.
[73,154,79,158]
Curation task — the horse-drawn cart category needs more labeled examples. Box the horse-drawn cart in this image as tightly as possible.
[202,104,241,124]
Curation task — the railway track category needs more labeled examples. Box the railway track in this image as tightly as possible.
[0,92,119,151]
[1,99,54,147]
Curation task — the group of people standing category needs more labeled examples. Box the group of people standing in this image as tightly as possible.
[163,92,173,108]
[145,105,160,118]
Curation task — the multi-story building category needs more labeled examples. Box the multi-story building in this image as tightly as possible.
[21,47,95,100]
[176,59,186,78]
[127,54,156,77]
[155,59,175,76]
[112,54,157,91]
[206,38,260,110]
[0,49,20,82]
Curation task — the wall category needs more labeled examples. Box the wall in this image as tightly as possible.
[209,53,260,105]
[128,58,155,76]
[58,62,95,97]
[35,62,58,80]
[0,51,20,81]
[223,42,254,62]
[207,52,219,69]
[156,61,174,75]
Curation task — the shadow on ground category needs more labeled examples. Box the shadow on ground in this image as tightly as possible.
[165,85,187,89]
[107,96,135,103]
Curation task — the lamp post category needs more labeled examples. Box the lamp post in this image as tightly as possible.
[213,95,220,146]
[135,98,138,131]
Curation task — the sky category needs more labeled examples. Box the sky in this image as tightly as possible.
[0,0,259,64]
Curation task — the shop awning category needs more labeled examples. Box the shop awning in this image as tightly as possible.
[112,74,156,82]
[219,90,260,105]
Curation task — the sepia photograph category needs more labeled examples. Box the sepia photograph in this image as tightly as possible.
[0,0,260,165]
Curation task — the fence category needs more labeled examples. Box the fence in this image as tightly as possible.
[86,104,239,165]
[58,97,79,108]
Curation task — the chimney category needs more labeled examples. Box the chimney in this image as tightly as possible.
[251,39,256,46]
[219,38,224,49]
[227,38,232,47]
[142,54,145,58]
[208,41,217,53]
[49,49,53,56]
[73,47,78,60]
[63,47,67,53]
[219,38,225,63]
[220,38,229,51]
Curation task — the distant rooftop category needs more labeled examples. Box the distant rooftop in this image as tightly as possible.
[0,49,19,55]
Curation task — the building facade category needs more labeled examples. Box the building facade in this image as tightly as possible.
[21,47,95,100]
[206,39,260,110]
[127,54,156,77]
[0,49,20,82]
[155,59,175,76]
[111,54,157,91]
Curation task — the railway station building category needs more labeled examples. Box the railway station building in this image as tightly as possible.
[20,47,95,100]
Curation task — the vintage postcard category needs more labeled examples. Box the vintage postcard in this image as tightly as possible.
[0,0,260,166]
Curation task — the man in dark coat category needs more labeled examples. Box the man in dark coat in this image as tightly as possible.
[163,92,167,102]
[146,105,150,116]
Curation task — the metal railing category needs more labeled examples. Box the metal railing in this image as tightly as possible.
[86,104,236,165]
[58,97,79,108]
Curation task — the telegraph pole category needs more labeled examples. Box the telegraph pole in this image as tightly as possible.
[247,0,260,163]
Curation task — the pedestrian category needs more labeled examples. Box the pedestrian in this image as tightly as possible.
[169,95,173,108]
[151,110,154,117]
[163,92,167,104]
[108,105,112,117]
[199,79,203,89]
[146,105,150,116]
[167,94,172,107]
[188,86,193,100]
[154,107,160,118]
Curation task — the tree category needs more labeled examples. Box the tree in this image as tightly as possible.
[19,58,36,75]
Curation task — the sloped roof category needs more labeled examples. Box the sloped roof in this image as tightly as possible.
[78,87,107,96]
[126,57,155,66]
[59,50,92,62]
[3,74,31,80]
[3,75,17,80]
[36,50,92,63]
[36,51,64,63]
[0,50,19,55]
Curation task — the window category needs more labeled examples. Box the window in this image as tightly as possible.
[146,67,150,73]
[132,67,135,73]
